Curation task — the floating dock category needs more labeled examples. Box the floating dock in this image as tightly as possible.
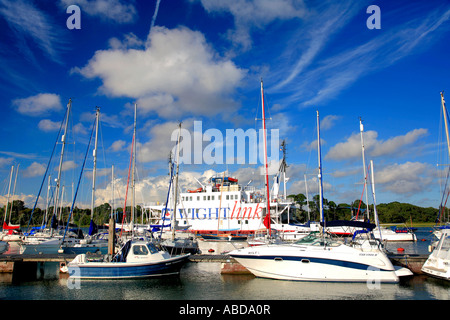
[387,253,429,275]
[0,252,429,276]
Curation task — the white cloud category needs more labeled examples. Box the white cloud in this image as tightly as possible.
[266,2,450,107]
[137,120,193,163]
[326,130,377,161]
[374,162,434,195]
[23,161,46,178]
[320,115,341,131]
[12,93,63,117]
[0,0,66,64]
[197,0,306,51]
[326,129,428,161]
[75,26,246,119]
[371,128,428,157]
[60,0,137,24]
[0,157,14,168]
[60,160,77,172]
[38,119,61,132]
[273,1,361,90]
[110,140,127,152]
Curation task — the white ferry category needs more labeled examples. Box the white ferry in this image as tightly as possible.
[147,174,315,240]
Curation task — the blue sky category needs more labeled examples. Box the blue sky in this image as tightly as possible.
[0,0,450,212]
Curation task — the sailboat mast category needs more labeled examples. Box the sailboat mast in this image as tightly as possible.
[304,174,311,221]
[172,122,182,240]
[261,79,271,236]
[43,175,51,228]
[54,99,72,224]
[91,107,100,223]
[360,118,370,220]
[370,160,382,241]
[132,103,137,233]
[111,165,114,220]
[441,92,450,160]
[3,166,14,224]
[9,164,19,224]
[317,111,324,225]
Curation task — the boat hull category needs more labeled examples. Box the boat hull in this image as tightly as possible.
[421,229,450,281]
[68,254,190,279]
[229,245,400,283]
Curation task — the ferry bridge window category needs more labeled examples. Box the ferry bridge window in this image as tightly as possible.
[190,196,192,201]
[208,196,210,200]
[197,196,200,201]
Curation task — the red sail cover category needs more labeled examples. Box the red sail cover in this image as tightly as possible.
[3,221,20,230]
[263,214,270,229]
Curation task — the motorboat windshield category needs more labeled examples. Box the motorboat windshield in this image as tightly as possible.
[294,233,340,247]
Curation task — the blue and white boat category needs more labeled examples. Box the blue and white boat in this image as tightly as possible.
[230,110,413,283]
[67,239,190,279]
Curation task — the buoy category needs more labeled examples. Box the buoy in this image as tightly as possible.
[421,239,426,242]
[397,247,405,252]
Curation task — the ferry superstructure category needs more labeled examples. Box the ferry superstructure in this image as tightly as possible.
[148,80,315,239]
[147,174,313,238]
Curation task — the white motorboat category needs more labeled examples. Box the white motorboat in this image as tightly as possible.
[373,226,417,242]
[421,228,450,281]
[230,111,413,283]
[229,231,412,282]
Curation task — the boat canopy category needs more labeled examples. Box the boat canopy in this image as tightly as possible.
[112,240,132,262]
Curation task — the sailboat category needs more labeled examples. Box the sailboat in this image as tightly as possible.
[68,104,190,279]
[325,118,417,241]
[1,165,23,242]
[421,92,450,281]
[433,91,450,240]
[229,109,413,282]
[20,99,83,254]
[61,107,109,255]
[158,123,200,253]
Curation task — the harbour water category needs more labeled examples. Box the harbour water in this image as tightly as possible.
[0,228,449,303]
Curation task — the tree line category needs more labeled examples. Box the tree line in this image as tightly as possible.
[287,193,441,224]
[0,200,147,229]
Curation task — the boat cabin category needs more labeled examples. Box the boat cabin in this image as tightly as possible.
[120,241,171,263]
